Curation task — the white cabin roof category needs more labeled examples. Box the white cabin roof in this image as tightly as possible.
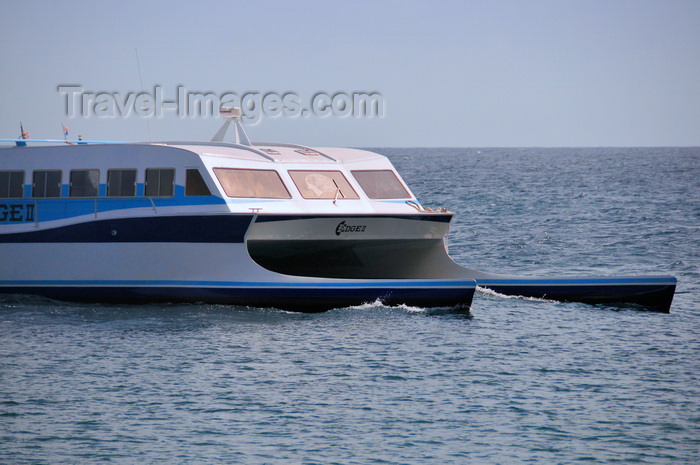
[162,142,384,165]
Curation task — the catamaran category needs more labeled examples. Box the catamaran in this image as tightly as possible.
[0,110,676,311]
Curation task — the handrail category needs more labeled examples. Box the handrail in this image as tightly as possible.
[405,200,450,214]
[405,200,424,212]
[21,195,167,202]
[20,195,166,228]
[148,197,158,214]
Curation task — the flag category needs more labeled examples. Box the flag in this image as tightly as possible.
[17,122,28,147]
[62,124,75,144]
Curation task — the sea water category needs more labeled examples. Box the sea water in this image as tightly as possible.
[1,148,698,464]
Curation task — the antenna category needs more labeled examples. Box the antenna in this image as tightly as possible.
[135,48,152,142]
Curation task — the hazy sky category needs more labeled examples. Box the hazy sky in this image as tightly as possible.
[1,0,698,147]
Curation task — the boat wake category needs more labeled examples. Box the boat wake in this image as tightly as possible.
[346,299,472,317]
[344,299,456,314]
[476,285,557,303]
[347,299,423,312]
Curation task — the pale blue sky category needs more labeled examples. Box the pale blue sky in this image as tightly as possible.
[1,0,698,146]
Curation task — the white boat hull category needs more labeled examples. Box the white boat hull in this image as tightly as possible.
[0,213,476,311]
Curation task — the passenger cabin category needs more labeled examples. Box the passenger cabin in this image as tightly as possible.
[0,142,429,225]
[1,141,456,281]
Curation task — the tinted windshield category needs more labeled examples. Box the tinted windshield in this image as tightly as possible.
[351,170,410,199]
[288,170,359,199]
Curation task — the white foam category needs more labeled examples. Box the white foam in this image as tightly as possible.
[476,286,556,303]
[348,299,426,313]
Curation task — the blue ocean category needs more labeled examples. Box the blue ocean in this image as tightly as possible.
[2,147,698,464]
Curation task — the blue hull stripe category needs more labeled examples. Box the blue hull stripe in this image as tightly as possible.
[0,280,476,312]
[0,279,476,288]
[477,276,677,286]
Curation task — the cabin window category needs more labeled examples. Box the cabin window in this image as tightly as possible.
[70,169,99,197]
[288,170,359,200]
[145,168,175,197]
[0,171,24,198]
[351,170,411,199]
[186,169,211,196]
[107,169,137,197]
[213,168,291,199]
[32,170,62,198]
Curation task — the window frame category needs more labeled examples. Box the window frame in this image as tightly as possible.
[32,170,62,198]
[351,169,411,200]
[107,168,137,197]
[69,169,100,198]
[145,168,175,198]
[213,168,291,199]
[0,170,24,198]
[288,170,359,200]
[185,168,212,196]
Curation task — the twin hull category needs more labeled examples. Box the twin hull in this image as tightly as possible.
[0,212,477,311]
[0,141,676,312]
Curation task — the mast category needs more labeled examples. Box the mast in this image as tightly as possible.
[210,107,251,146]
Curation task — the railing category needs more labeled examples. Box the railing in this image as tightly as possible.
[6,196,166,228]
[405,200,450,214]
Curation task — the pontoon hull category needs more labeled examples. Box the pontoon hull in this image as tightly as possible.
[472,275,677,312]
[3,280,476,312]
[244,215,677,312]
[0,213,476,312]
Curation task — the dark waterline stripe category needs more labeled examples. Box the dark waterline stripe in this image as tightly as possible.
[0,214,253,243]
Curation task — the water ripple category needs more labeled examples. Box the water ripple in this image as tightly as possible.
[2,148,700,464]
